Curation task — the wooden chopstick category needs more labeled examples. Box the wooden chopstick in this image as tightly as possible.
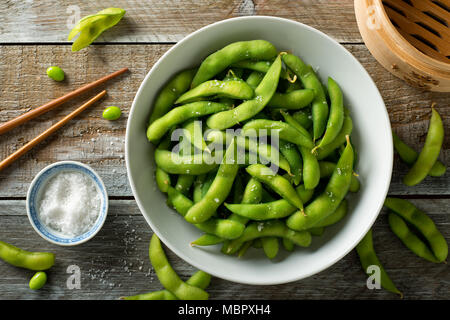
[0,67,128,135]
[0,90,107,172]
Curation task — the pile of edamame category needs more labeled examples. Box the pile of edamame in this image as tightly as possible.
[147,40,360,260]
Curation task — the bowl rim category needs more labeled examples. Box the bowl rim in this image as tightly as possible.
[26,160,109,246]
[126,15,393,285]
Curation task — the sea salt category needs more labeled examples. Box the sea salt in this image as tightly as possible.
[38,170,101,237]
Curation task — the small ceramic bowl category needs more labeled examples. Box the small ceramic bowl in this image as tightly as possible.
[26,161,109,246]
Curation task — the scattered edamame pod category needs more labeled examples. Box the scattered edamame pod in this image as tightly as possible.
[149,234,209,300]
[0,241,55,271]
[392,131,446,177]
[356,229,403,297]
[403,107,445,186]
[102,106,121,120]
[68,8,126,52]
[384,197,448,262]
[388,213,440,263]
[46,66,65,81]
[29,272,47,290]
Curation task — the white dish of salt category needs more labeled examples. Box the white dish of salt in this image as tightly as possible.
[38,171,101,237]
[26,161,108,246]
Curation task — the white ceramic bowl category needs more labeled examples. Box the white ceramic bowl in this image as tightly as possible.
[26,161,109,246]
[126,16,392,285]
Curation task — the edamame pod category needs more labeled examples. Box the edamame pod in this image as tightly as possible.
[191,234,224,247]
[267,89,315,110]
[192,40,278,87]
[154,149,220,175]
[175,174,195,195]
[147,101,229,143]
[242,119,314,149]
[279,140,302,185]
[356,230,402,297]
[403,107,445,186]
[0,241,55,271]
[149,235,209,300]
[388,213,440,263]
[231,60,290,79]
[261,237,279,259]
[149,69,197,123]
[182,120,209,152]
[167,187,245,239]
[246,164,305,212]
[392,131,446,177]
[155,167,171,193]
[315,114,353,160]
[206,55,282,129]
[185,141,239,224]
[282,54,329,140]
[319,161,360,193]
[176,80,254,104]
[206,129,291,173]
[287,136,353,231]
[384,197,448,262]
[316,77,344,149]
[225,220,312,255]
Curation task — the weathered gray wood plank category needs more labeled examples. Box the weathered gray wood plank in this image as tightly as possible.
[0,44,448,197]
[0,199,448,300]
[0,0,361,44]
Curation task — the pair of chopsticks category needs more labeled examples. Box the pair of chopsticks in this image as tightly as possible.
[0,67,128,172]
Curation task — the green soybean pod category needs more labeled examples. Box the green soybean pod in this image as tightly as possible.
[261,237,279,259]
[299,146,320,190]
[192,40,278,87]
[316,114,353,160]
[175,174,195,195]
[282,238,295,252]
[267,89,315,110]
[185,141,239,224]
[384,197,448,262]
[182,119,209,153]
[282,53,329,141]
[242,119,314,149]
[356,230,402,297]
[246,164,305,212]
[193,174,206,203]
[225,220,312,255]
[149,234,209,300]
[176,80,254,104]
[388,213,440,263]
[29,272,47,290]
[147,101,229,143]
[316,77,344,149]
[154,149,220,175]
[392,131,446,177]
[403,107,444,186]
[287,136,353,231]
[279,140,302,185]
[313,199,348,228]
[231,60,291,80]
[155,167,171,193]
[167,187,244,239]
[319,161,360,193]
[206,55,282,130]
[292,109,313,130]
[245,71,265,89]
[0,241,55,271]
[191,234,225,247]
[149,69,197,124]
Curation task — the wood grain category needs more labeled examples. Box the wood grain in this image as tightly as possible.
[0,0,361,44]
[0,44,448,197]
[0,199,448,300]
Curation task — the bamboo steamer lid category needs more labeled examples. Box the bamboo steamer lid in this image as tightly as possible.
[354,0,450,92]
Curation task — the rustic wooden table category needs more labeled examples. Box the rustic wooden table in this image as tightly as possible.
[0,1,448,300]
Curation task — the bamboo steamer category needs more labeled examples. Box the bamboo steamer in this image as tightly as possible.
[354,0,450,92]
